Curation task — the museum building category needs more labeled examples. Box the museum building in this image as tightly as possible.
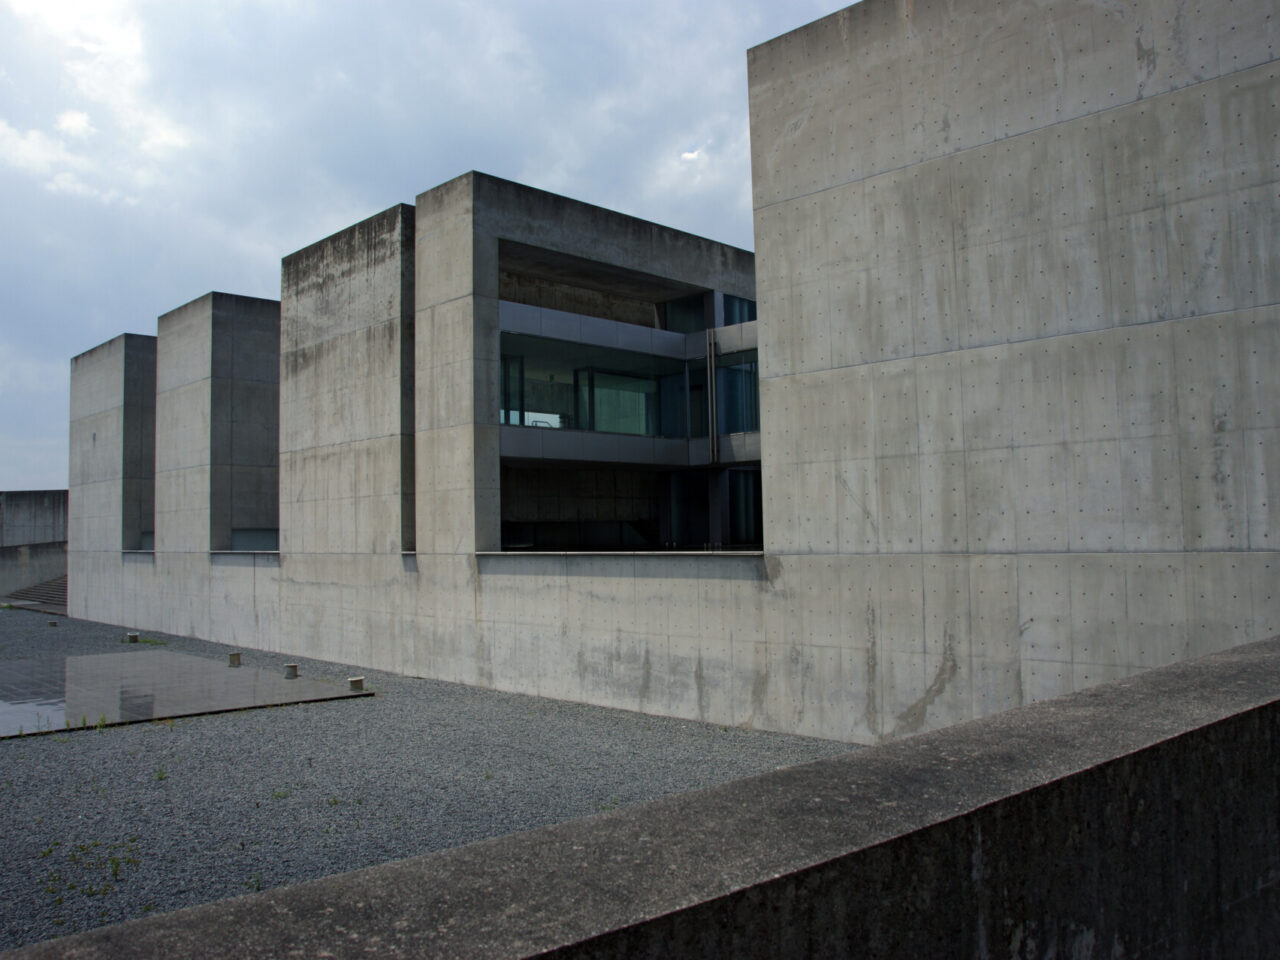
[69,0,1278,744]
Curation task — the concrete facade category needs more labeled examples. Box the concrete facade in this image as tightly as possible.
[745,0,1279,731]
[67,0,1277,743]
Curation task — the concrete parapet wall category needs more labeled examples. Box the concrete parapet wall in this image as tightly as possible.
[16,636,1278,959]
[82,546,1279,744]
[0,491,67,548]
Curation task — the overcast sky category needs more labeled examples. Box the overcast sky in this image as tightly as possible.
[0,0,835,490]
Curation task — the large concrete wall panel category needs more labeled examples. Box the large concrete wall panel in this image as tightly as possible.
[763,306,1277,559]
[155,293,279,554]
[756,63,1280,383]
[749,0,1279,211]
[68,334,155,619]
[281,206,413,555]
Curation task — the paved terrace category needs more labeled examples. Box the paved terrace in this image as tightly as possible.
[0,607,851,950]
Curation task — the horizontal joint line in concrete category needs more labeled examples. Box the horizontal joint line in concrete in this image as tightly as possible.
[752,57,1280,216]
[757,298,1280,382]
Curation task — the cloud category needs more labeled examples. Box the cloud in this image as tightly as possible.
[0,119,82,176]
[0,0,842,492]
[4,0,190,162]
[55,110,95,138]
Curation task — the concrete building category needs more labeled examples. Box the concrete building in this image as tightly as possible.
[69,0,1277,744]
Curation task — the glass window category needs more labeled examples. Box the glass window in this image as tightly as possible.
[728,468,763,548]
[715,349,759,435]
[723,295,757,326]
[688,363,708,438]
[500,355,524,425]
[501,333,687,438]
[664,293,707,333]
[501,333,760,441]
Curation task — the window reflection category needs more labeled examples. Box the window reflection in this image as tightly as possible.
[716,350,759,434]
[501,333,688,438]
[500,333,759,439]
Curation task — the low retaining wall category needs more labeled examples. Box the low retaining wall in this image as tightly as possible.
[10,637,1278,959]
[0,491,66,549]
[0,542,65,598]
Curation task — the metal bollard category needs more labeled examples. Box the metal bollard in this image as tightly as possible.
[284,663,298,679]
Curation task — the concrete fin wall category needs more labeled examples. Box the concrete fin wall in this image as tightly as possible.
[281,205,415,555]
[69,333,156,620]
[155,292,280,555]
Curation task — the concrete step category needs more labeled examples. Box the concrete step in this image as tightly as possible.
[4,574,68,613]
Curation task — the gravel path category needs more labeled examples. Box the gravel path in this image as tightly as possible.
[0,607,853,950]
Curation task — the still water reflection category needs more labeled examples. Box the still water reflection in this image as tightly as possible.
[0,650,370,737]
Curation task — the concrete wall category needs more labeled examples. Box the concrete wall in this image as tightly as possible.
[68,334,155,621]
[746,0,1280,735]
[152,293,280,636]
[19,636,1279,959]
[0,490,67,547]
[0,490,68,596]
[155,293,279,555]
[280,205,414,555]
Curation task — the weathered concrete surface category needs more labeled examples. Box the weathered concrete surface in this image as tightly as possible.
[281,205,415,555]
[68,334,155,621]
[12,636,1277,959]
[746,0,1280,735]
[155,292,279,555]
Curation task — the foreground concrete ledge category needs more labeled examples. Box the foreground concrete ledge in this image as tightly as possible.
[10,638,1279,959]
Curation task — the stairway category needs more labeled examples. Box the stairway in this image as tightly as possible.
[3,574,68,615]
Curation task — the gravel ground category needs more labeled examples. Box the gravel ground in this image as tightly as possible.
[0,607,853,950]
